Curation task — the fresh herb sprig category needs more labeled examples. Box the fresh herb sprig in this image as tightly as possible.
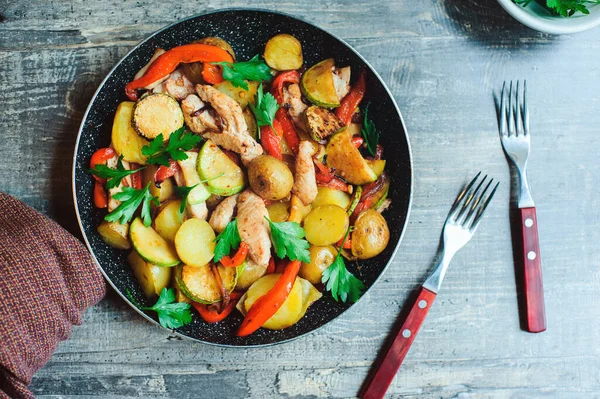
[213,219,241,263]
[127,288,192,329]
[87,156,145,189]
[212,55,272,90]
[362,103,380,157]
[267,218,311,263]
[250,83,279,133]
[321,228,365,303]
[104,182,158,227]
[141,127,202,167]
[514,0,600,17]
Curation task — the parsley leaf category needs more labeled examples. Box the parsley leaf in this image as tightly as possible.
[141,128,202,166]
[127,288,192,329]
[87,156,145,190]
[213,219,241,263]
[249,83,279,130]
[267,218,311,263]
[105,182,159,227]
[362,103,380,157]
[321,229,364,303]
[212,55,272,90]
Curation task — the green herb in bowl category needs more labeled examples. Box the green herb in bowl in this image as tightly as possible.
[515,0,600,17]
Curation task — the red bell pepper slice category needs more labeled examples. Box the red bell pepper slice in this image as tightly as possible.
[237,260,301,337]
[201,63,224,85]
[318,177,350,193]
[351,136,364,149]
[125,44,234,101]
[193,291,242,323]
[350,196,373,223]
[335,70,366,126]
[90,148,116,183]
[220,242,249,268]
[128,162,143,190]
[275,108,300,154]
[266,257,276,274]
[154,159,179,186]
[271,70,300,105]
[93,181,108,208]
[314,159,335,183]
[336,235,352,249]
[260,120,283,160]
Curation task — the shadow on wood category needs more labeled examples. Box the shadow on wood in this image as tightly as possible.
[51,72,102,239]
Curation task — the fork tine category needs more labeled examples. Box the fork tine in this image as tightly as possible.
[448,172,481,220]
[470,181,500,231]
[463,178,493,228]
[508,81,516,137]
[456,174,488,225]
[523,80,530,135]
[515,81,523,136]
[499,82,507,136]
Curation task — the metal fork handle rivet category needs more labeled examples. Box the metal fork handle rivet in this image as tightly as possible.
[402,329,411,338]
[524,218,533,227]
[527,251,537,260]
[418,300,428,309]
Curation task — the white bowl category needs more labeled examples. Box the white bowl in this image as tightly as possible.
[497,0,600,34]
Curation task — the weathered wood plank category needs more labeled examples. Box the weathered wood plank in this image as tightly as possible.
[1,0,600,397]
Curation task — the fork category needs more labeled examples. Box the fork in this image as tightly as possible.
[499,81,546,333]
[360,173,498,399]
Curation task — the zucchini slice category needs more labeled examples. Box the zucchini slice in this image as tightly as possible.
[132,93,184,140]
[301,58,340,108]
[305,105,344,142]
[197,140,246,196]
[175,263,239,304]
[130,217,181,267]
[177,151,211,205]
[214,80,259,109]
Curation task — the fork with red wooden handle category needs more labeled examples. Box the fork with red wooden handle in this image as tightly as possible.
[499,81,546,333]
[360,173,498,399]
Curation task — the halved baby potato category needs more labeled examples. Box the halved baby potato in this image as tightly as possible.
[154,200,185,243]
[97,220,131,250]
[128,251,171,298]
[303,204,349,246]
[312,187,351,210]
[111,101,149,164]
[326,130,378,185]
[300,245,337,285]
[142,164,174,202]
[264,33,303,71]
[174,218,215,267]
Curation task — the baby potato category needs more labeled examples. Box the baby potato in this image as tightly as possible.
[264,33,303,71]
[303,205,349,246]
[97,220,131,250]
[248,155,294,201]
[267,200,291,222]
[351,209,390,259]
[312,187,351,210]
[300,245,337,285]
[128,251,171,298]
[195,37,236,61]
[235,261,267,290]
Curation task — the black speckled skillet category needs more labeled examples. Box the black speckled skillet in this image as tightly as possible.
[72,9,413,347]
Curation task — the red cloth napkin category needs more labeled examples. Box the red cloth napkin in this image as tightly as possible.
[0,193,106,398]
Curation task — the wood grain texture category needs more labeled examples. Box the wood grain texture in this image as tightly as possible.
[1,0,600,397]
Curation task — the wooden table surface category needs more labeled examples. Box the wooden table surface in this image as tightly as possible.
[2,1,599,397]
